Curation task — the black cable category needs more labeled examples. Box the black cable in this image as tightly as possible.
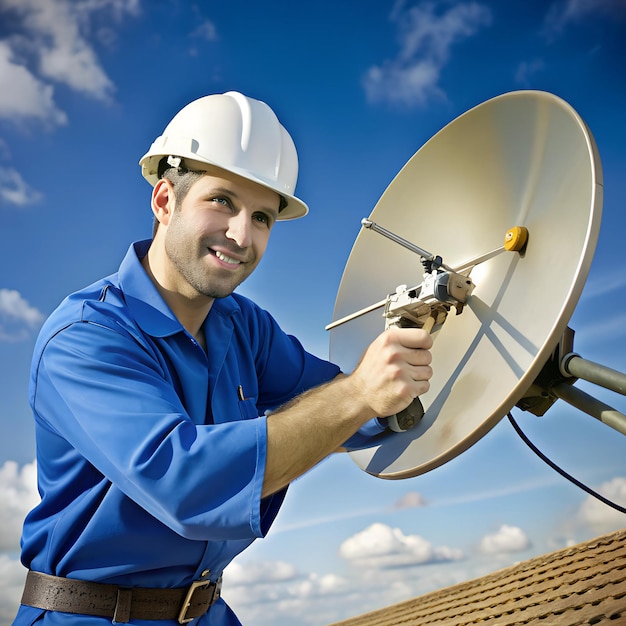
[507,411,626,515]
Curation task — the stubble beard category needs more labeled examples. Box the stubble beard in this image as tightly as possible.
[165,229,256,300]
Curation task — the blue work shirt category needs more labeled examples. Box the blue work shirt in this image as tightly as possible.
[15,240,384,626]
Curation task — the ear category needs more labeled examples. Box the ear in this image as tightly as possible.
[151,178,175,228]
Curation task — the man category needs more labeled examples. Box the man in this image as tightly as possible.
[14,91,432,625]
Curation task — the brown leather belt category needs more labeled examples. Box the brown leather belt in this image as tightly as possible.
[21,570,222,623]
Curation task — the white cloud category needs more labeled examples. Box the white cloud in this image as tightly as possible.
[226,567,351,607]
[0,289,44,341]
[0,168,42,207]
[0,0,141,209]
[2,0,106,99]
[544,0,626,34]
[0,41,67,126]
[0,0,141,126]
[224,561,362,626]
[393,491,427,509]
[234,554,463,626]
[180,520,547,626]
[0,289,44,326]
[191,20,218,42]
[339,522,464,569]
[581,267,626,301]
[575,311,626,347]
[0,554,27,625]
[224,546,483,625]
[295,572,349,598]
[558,267,626,348]
[188,17,219,58]
[0,460,39,552]
[86,0,141,14]
[576,476,626,533]
[479,524,531,554]
[225,560,299,587]
[515,58,546,86]
[0,461,37,622]
[363,0,492,106]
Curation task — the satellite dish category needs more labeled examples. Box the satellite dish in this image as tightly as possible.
[328,90,610,479]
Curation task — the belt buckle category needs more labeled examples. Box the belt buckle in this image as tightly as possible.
[178,579,218,624]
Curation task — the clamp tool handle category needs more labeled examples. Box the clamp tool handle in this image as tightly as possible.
[388,314,436,432]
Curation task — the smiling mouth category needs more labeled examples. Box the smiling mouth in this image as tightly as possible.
[213,250,242,265]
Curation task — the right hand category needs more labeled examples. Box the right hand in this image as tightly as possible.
[349,326,433,418]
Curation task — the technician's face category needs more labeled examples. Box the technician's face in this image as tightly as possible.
[164,170,280,300]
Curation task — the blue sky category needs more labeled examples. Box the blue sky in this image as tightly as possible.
[0,0,625,624]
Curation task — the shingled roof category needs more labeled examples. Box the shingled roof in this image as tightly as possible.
[328,527,626,626]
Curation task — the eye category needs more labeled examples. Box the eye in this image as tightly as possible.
[253,212,274,228]
[210,196,233,208]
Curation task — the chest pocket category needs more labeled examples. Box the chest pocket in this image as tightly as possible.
[238,398,259,420]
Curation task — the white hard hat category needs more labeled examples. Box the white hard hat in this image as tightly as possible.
[139,91,308,220]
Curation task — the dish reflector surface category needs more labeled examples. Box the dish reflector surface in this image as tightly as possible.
[330,91,603,478]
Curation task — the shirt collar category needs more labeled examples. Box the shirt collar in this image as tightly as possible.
[118,240,241,337]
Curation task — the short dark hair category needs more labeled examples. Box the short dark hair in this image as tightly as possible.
[152,158,205,238]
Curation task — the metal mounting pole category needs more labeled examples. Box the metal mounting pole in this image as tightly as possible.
[516,328,626,437]
[552,382,626,437]
[561,355,626,396]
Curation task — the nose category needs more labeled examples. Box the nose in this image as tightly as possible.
[225,211,253,249]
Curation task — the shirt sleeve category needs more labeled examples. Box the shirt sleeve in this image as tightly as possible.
[32,320,269,542]
[341,417,389,450]
[233,301,386,451]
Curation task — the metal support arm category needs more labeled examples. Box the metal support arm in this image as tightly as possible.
[552,382,626,437]
[517,328,626,438]
[561,355,626,396]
